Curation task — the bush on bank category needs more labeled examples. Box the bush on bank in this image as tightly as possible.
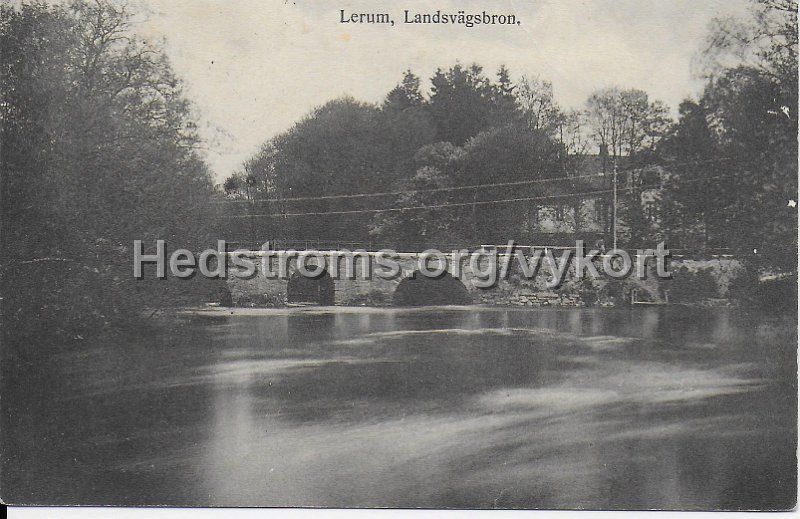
[729,269,797,314]
[1,2,220,351]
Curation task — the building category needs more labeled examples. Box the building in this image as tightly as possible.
[527,148,666,248]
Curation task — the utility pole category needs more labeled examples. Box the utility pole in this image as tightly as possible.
[612,157,618,250]
[246,178,256,250]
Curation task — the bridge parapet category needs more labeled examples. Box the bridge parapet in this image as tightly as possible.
[224,249,742,308]
[226,250,481,306]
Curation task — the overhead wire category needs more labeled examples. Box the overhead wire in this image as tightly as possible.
[220,172,731,218]
[213,156,733,206]
[217,157,735,219]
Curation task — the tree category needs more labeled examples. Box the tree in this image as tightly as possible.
[583,87,671,245]
[490,64,519,126]
[699,0,798,95]
[660,100,726,248]
[243,97,391,241]
[1,1,216,344]
[384,70,425,112]
[662,0,798,269]
[368,165,470,249]
[368,142,469,249]
[515,77,600,237]
[557,109,598,235]
[453,123,564,244]
[427,63,498,145]
[241,63,584,248]
[380,70,437,188]
[585,87,670,162]
[585,88,626,161]
[618,90,671,161]
[704,67,795,266]
[516,76,564,136]
[369,123,566,247]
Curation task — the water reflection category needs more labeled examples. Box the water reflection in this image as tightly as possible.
[3,307,796,509]
[195,307,796,509]
[288,312,336,343]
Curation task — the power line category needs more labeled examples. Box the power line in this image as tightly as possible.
[218,169,732,219]
[220,187,636,218]
[214,172,608,204]
[214,156,734,206]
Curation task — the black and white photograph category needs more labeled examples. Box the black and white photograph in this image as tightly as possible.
[1,0,797,512]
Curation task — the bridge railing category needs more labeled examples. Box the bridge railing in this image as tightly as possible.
[226,239,487,252]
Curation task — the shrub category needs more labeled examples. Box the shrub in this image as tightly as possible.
[730,270,797,314]
[666,266,720,303]
[577,277,600,306]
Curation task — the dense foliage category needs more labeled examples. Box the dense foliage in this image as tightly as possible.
[232,65,668,249]
[1,1,218,346]
[662,0,798,271]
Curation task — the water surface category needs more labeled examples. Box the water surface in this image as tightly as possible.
[3,306,796,509]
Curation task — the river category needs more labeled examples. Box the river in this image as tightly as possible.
[3,306,796,509]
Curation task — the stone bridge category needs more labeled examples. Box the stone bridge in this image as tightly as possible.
[223,248,738,307]
[227,250,492,307]
[225,249,742,307]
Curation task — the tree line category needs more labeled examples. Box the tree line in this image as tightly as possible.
[225,65,671,249]
[225,0,797,274]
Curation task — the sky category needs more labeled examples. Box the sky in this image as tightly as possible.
[136,0,753,182]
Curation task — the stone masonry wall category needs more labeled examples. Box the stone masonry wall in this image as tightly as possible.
[225,251,741,308]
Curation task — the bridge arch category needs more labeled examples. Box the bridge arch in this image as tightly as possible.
[392,270,473,306]
[287,269,335,305]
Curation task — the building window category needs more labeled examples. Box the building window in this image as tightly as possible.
[640,168,662,188]
[595,199,607,222]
